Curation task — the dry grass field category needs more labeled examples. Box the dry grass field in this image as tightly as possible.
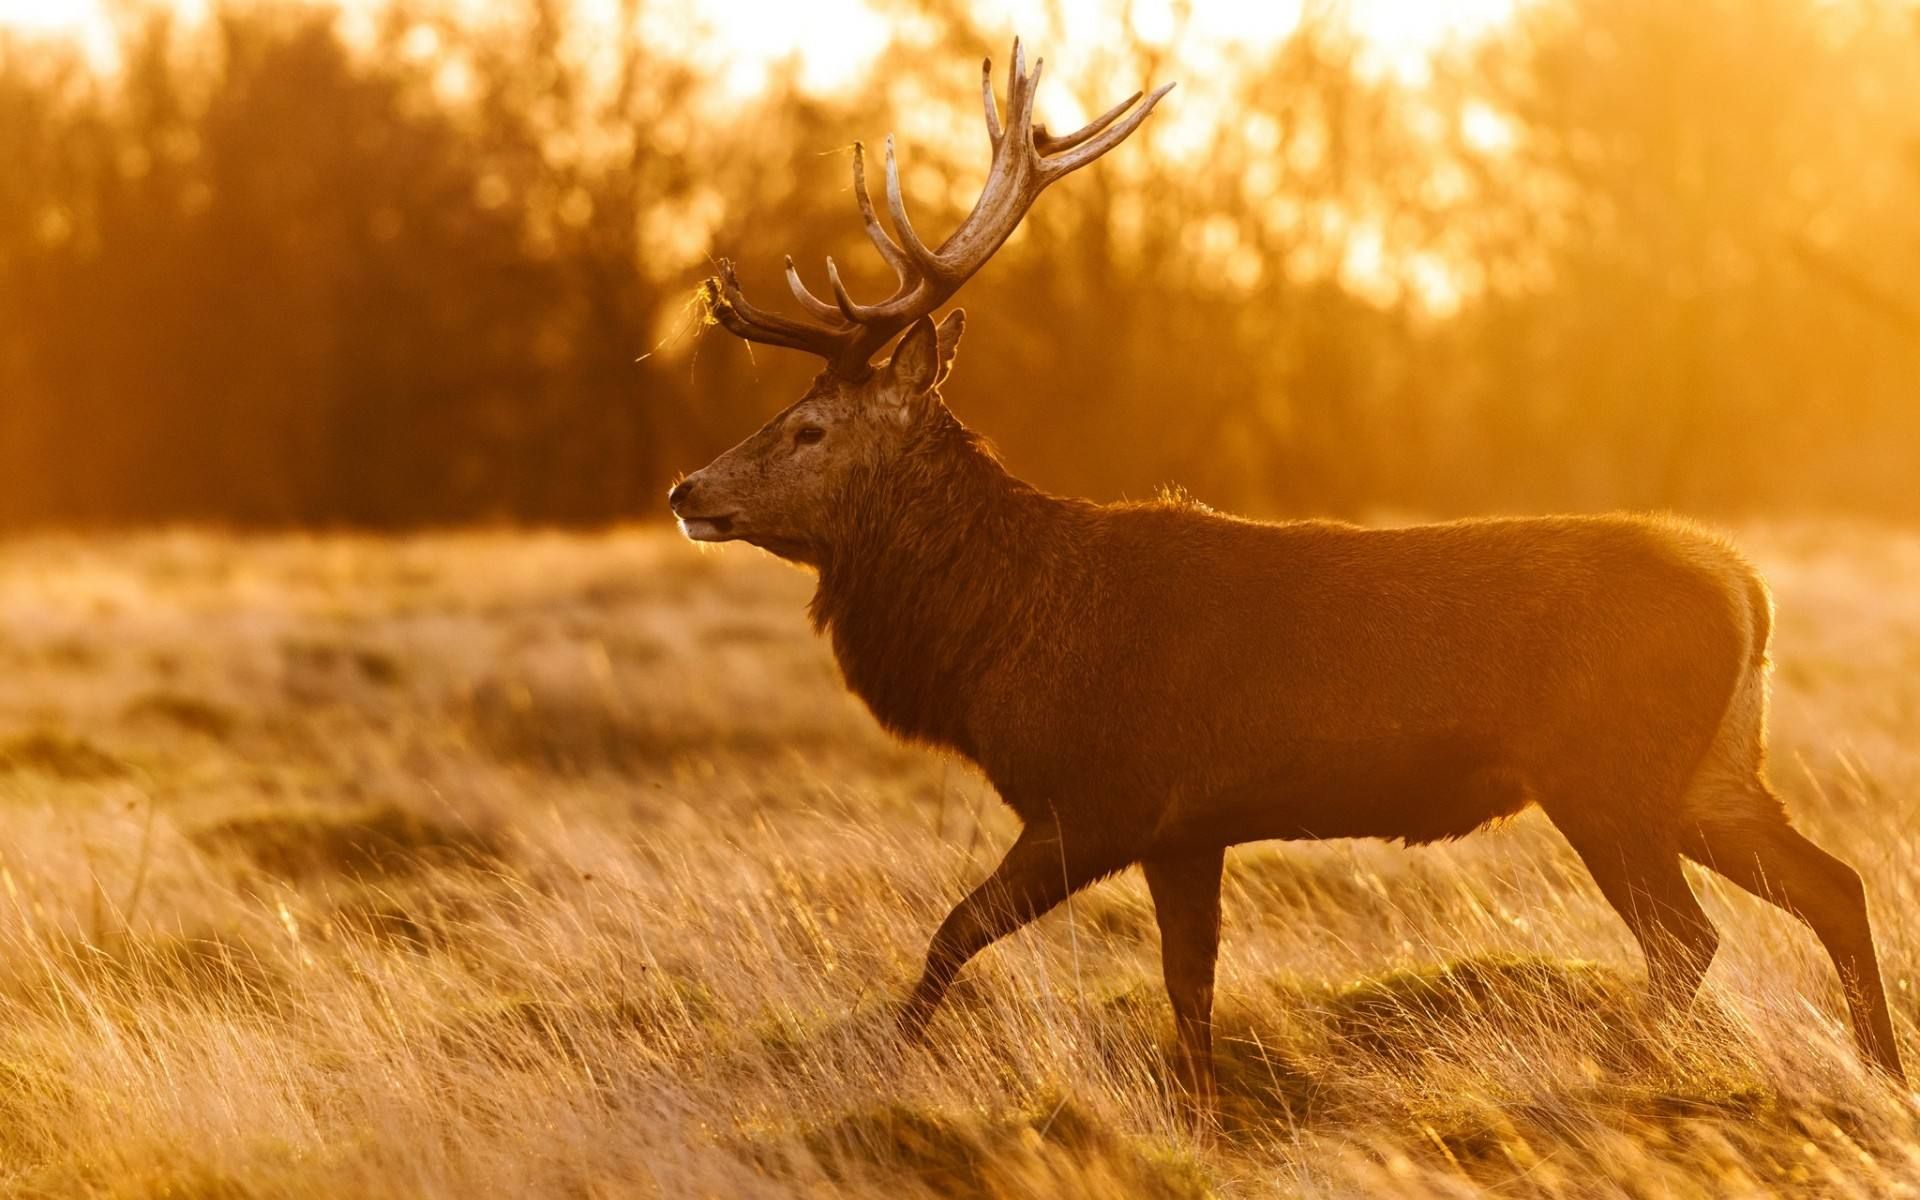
[0,522,1918,1197]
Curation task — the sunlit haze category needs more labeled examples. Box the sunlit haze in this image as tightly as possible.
[1,0,1519,85]
[6,0,1920,1186]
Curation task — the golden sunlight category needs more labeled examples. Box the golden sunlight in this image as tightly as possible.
[0,0,117,62]
[2,0,1523,88]
[0,0,89,27]
[8,0,1920,1193]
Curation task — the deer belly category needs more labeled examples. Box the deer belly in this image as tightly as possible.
[1159,730,1536,850]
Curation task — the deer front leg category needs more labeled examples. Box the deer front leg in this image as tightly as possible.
[898,818,1132,1042]
[1143,848,1226,1122]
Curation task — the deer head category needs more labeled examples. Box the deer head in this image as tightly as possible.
[670,40,1171,563]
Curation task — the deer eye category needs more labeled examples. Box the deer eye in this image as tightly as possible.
[793,426,826,447]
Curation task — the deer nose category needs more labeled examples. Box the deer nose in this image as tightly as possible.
[668,479,695,511]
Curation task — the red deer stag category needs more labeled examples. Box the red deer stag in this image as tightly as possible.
[670,40,1905,1104]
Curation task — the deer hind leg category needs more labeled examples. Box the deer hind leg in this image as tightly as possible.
[897,818,1133,1043]
[1682,791,1906,1082]
[1563,831,1720,1014]
[1142,848,1225,1122]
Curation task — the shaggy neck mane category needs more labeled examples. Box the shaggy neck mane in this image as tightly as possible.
[809,407,1073,755]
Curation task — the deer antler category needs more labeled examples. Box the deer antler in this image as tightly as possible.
[704,39,1174,378]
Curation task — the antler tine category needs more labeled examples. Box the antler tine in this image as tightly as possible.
[1006,48,1042,147]
[1040,81,1175,180]
[707,260,848,356]
[981,57,1002,147]
[717,261,808,336]
[881,134,944,277]
[783,256,848,325]
[825,256,887,324]
[851,142,911,283]
[1035,90,1143,156]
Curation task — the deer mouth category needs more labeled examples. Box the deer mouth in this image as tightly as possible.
[677,513,737,542]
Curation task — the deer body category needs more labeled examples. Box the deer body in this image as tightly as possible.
[673,40,1904,1110]
[816,425,1748,853]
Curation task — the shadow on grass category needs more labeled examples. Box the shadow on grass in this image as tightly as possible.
[743,1097,1209,1200]
[438,976,723,1067]
[123,691,239,741]
[465,677,917,780]
[1320,954,1634,1062]
[0,731,128,782]
[78,933,286,1009]
[719,952,1839,1196]
[0,932,290,1021]
[190,801,502,881]
[1101,952,1789,1153]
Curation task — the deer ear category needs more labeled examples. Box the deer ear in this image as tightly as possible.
[933,309,965,385]
[885,316,941,397]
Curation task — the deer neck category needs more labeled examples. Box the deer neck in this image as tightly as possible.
[810,412,1066,755]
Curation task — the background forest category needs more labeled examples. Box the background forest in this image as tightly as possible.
[5,0,1919,529]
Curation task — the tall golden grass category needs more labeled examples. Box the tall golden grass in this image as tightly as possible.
[0,524,1914,1196]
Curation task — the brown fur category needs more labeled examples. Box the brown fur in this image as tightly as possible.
[672,317,1906,1107]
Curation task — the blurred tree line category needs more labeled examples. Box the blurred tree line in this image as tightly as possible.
[1,0,1917,529]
